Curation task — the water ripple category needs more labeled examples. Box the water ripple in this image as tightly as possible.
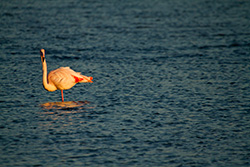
[1,0,250,166]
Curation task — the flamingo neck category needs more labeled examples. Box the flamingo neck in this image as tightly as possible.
[42,59,57,91]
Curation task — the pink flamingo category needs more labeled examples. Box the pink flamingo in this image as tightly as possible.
[40,49,93,102]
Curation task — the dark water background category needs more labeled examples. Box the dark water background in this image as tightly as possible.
[1,0,250,166]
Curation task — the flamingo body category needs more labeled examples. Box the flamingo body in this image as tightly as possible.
[40,49,93,102]
[48,67,92,90]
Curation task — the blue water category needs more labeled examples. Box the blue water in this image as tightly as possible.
[1,0,250,166]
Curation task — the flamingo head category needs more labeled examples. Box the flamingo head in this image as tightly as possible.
[40,49,45,62]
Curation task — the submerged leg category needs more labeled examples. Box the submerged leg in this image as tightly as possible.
[61,90,64,102]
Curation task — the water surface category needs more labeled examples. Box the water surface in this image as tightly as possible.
[0,0,250,166]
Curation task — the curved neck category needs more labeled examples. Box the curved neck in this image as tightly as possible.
[42,59,57,91]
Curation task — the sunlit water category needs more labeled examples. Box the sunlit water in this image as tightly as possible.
[1,0,250,166]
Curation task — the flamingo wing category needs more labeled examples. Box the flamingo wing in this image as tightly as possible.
[48,67,92,90]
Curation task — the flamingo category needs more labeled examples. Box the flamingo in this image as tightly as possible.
[40,49,93,102]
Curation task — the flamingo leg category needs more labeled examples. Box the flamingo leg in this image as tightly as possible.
[61,90,64,102]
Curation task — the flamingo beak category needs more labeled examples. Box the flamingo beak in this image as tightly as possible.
[40,49,45,62]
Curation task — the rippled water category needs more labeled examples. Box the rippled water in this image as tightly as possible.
[1,0,250,166]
